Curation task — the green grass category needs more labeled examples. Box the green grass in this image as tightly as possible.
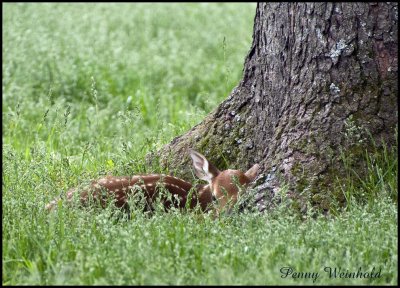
[2,3,398,285]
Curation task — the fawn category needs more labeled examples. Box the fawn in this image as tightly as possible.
[45,149,259,214]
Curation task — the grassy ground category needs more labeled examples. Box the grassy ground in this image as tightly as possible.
[2,3,398,285]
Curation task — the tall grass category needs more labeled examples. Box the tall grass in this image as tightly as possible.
[2,3,397,285]
[3,3,254,160]
[334,129,398,211]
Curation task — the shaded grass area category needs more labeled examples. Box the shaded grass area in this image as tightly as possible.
[2,3,397,285]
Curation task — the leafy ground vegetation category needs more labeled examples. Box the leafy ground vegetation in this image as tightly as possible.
[2,3,397,285]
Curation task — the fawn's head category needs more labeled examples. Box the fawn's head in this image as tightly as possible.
[189,149,259,212]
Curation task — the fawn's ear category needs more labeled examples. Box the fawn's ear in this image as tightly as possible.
[189,149,220,183]
[245,164,260,182]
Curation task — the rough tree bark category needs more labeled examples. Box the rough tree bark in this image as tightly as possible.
[147,3,398,212]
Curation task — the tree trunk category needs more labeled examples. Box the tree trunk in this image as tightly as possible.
[147,3,398,212]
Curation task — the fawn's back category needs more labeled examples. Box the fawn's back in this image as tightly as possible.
[45,149,259,214]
